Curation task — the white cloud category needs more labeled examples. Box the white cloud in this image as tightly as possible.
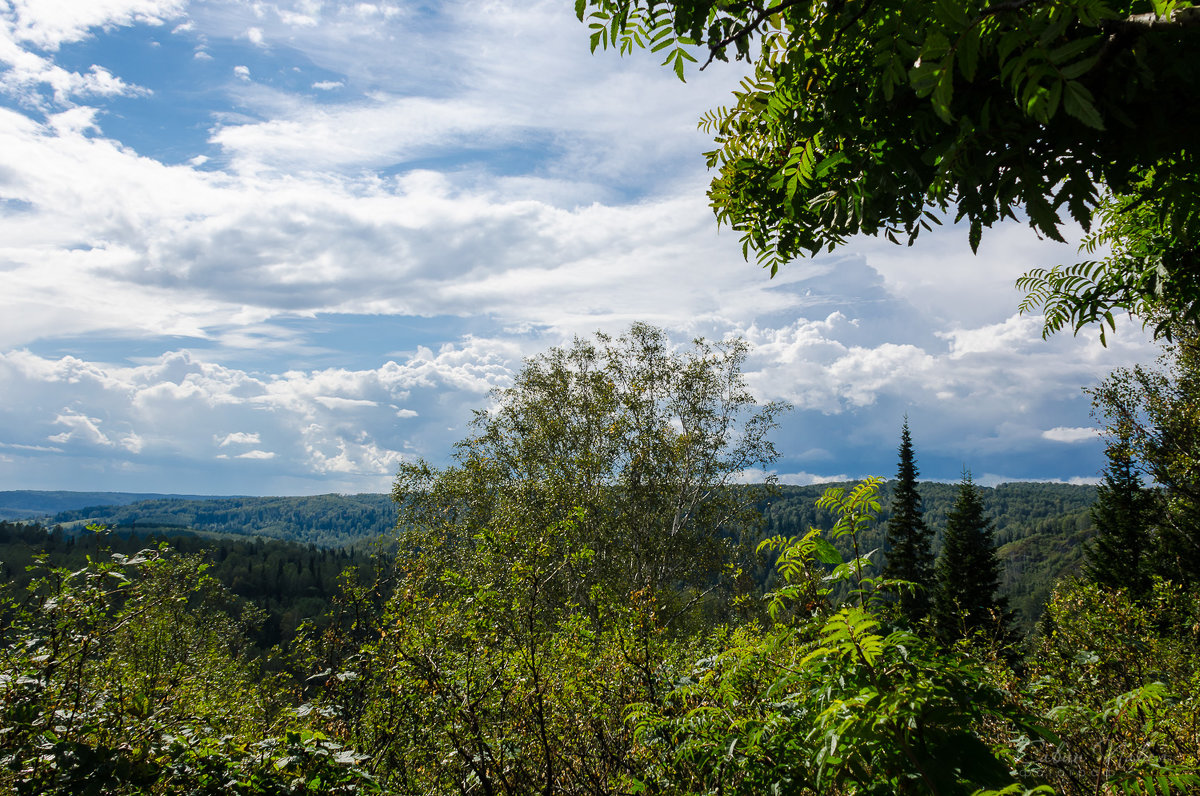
[3,0,187,51]
[0,341,522,491]
[0,0,177,106]
[237,449,275,459]
[939,314,1043,358]
[233,64,251,81]
[775,471,853,486]
[217,431,261,446]
[48,410,112,446]
[311,80,343,90]
[1042,426,1100,443]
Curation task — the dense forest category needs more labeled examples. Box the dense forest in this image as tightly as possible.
[2,324,1197,794]
[0,521,386,651]
[42,493,397,548]
[763,481,1096,631]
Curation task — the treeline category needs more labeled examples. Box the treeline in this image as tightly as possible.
[0,520,385,650]
[763,480,1096,629]
[0,490,221,521]
[48,493,398,547]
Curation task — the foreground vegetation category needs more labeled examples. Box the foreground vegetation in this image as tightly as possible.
[2,325,1198,794]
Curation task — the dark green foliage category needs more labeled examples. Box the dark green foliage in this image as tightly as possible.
[934,473,1011,643]
[1091,330,1200,585]
[761,481,1098,632]
[0,521,379,650]
[882,420,935,622]
[1023,578,1200,793]
[1086,437,1159,595]
[626,480,1036,795]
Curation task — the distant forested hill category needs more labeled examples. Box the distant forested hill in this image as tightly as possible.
[0,490,227,521]
[761,481,1097,631]
[47,493,397,548]
[23,481,1096,626]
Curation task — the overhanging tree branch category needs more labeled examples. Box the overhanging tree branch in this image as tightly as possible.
[699,0,806,70]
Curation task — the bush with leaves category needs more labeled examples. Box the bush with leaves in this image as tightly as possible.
[0,543,377,795]
[1091,330,1200,585]
[1020,578,1200,794]
[313,508,711,795]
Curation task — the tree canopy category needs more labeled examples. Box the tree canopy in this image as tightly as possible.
[577,0,1200,339]
[393,323,788,612]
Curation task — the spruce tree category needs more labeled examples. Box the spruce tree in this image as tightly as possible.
[882,420,934,622]
[1086,436,1158,596]
[934,471,1010,643]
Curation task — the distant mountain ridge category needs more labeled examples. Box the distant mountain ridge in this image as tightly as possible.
[42,493,397,548]
[0,490,237,521]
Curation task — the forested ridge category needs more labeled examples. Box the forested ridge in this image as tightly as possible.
[0,491,231,522]
[3,480,1093,630]
[40,493,398,548]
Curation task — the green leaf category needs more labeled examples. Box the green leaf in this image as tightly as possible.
[1063,80,1104,129]
[958,25,981,81]
[933,59,955,121]
[812,536,844,565]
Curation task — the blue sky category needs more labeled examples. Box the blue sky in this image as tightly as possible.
[0,0,1160,496]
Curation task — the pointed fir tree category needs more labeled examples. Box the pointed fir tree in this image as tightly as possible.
[934,471,1011,643]
[881,419,935,622]
[1086,435,1158,596]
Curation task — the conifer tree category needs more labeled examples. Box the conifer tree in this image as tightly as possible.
[1086,436,1158,596]
[882,420,934,622]
[934,472,1011,643]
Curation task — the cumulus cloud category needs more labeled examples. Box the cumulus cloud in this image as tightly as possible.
[216,431,261,446]
[0,340,521,491]
[1043,426,1100,443]
[0,0,178,106]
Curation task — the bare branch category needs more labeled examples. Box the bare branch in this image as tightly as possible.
[700,0,806,71]
[1108,5,1200,32]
